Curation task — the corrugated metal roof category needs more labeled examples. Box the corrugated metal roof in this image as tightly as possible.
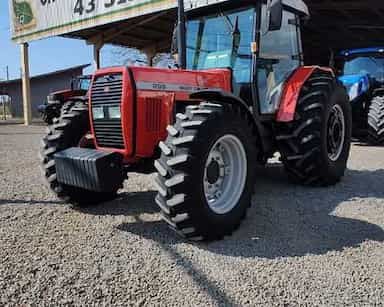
[0,64,90,86]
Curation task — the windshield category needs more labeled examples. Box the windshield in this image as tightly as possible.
[186,7,256,85]
[73,77,91,91]
[79,78,91,91]
[342,56,384,82]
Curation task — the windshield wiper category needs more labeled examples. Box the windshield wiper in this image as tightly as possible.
[219,9,234,34]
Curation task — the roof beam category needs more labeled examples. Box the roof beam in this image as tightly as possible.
[308,1,384,10]
[86,11,169,46]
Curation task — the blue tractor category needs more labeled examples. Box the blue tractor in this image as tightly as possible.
[335,47,384,144]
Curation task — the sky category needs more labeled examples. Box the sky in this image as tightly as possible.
[0,1,96,80]
[0,2,164,81]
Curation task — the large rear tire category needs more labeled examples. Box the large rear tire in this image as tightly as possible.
[39,100,120,206]
[367,95,384,145]
[276,71,352,186]
[154,103,258,241]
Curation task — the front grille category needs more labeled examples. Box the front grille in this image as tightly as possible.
[91,74,124,149]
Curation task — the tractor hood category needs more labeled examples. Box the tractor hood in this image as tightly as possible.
[338,74,370,102]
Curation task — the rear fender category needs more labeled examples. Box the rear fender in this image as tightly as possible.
[276,66,335,122]
[49,89,88,102]
[69,95,88,103]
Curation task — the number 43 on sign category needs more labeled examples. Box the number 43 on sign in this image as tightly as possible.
[74,0,134,15]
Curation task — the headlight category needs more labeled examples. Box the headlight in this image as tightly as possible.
[92,107,104,120]
[108,105,121,119]
[348,83,359,101]
[92,105,121,120]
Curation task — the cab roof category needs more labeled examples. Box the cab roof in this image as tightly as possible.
[340,47,384,57]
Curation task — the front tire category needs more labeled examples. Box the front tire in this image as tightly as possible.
[41,112,52,125]
[39,100,120,206]
[154,103,258,241]
[276,71,352,186]
[367,95,384,145]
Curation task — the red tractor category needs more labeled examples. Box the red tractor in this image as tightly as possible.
[38,75,91,124]
[40,0,352,241]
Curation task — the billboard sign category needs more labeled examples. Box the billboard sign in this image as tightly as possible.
[10,0,175,43]
[9,0,229,44]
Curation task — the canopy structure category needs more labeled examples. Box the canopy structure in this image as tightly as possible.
[8,0,384,124]
[303,0,384,64]
[12,0,383,58]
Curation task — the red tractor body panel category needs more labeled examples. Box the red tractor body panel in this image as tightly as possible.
[131,67,231,159]
[89,66,231,163]
[276,66,335,122]
[90,66,335,162]
[130,66,232,100]
[89,67,135,160]
[50,88,71,98]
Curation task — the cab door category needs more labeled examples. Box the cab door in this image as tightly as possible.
[257,6,303,114]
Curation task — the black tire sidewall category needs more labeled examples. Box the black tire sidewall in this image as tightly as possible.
[367,95,384,145]
[177,109,256,235]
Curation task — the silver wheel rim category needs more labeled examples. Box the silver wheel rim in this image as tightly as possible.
[203,134,247,215]
[327,104,346,162]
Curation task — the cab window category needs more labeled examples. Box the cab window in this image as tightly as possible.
[186,7,256,96]
[257,7,301,114]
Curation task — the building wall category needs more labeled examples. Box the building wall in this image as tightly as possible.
[1,67,84,118]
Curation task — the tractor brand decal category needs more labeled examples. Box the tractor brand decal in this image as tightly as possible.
[12,0,37,31]
[136,82,222,92]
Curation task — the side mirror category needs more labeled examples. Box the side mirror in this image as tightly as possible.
[267,0,283,31]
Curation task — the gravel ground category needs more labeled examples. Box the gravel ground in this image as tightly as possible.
[0,124,383,306]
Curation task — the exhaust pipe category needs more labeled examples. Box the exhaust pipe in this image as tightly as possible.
[177,0,187,69]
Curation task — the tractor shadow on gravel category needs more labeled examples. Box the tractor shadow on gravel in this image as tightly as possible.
[77,191,158,216]
[115,164,384,259]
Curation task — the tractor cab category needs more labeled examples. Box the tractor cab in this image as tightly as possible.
[335,48,384,142]
[175,0,309,115]
[336,48,384,101]
[38,75,91,124]
[70,75,92,92]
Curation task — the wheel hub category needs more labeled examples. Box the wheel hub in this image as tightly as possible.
[206,159,221,184]
[327,104,346,162]
[203,135,247,215]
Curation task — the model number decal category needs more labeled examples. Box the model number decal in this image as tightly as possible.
[152,83,167,90]
[73,0,136,15]
[136,82,222,93]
